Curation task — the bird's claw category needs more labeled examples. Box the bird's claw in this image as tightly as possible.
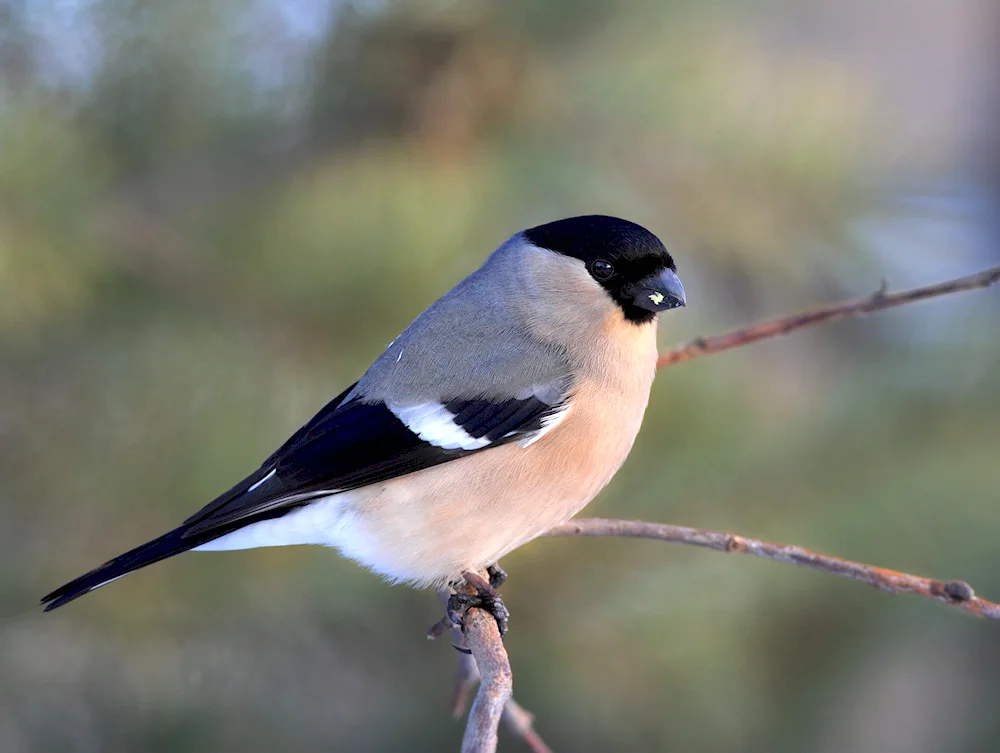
[486,563,507,590]
[447,571,510,638]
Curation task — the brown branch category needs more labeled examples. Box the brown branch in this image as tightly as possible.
[434,583,553,753]
[545,518,1000,620]
[452,654,551,753]
[657,265,1000,368]
[502,700,553,753]
[459,598,512,753]
[450,648,480,719]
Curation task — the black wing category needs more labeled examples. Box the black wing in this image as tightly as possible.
[182,391,565,534]
[41,388,566,611]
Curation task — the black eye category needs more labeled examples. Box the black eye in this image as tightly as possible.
[591,259,614,280]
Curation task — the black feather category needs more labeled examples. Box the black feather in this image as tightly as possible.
[182,400,473,536]
[444,396,555,441]
[39,505,296,611]
[181,382,359,528]
[40,383,361,612]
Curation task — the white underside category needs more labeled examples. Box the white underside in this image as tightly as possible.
[193,493,350,551]
[191,489,410,582]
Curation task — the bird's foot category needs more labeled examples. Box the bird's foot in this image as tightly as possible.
[486,562,507,590]
[447,570,510,638]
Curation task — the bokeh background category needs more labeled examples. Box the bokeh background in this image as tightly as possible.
[2,1,999,751]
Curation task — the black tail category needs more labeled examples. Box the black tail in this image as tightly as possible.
[40,499,302,611]
[41,526,202,611]
[40,449,320,611]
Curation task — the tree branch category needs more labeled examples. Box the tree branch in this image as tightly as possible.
[436,582,553,753]
[544,518,1000,620]
[460,604,512,753]
[657,265,1000,368]
[502,700,553,753]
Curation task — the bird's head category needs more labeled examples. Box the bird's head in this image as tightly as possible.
[522,215,685,325]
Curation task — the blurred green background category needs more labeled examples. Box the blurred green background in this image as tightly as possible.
[2,1,999,751]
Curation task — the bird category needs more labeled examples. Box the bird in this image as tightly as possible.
[40,215,686,634]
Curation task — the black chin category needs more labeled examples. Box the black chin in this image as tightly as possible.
[619,303,659,325]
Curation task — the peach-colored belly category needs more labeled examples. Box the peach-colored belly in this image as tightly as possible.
[330,379,652,587]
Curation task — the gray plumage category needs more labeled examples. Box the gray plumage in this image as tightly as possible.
[351,237,574,405]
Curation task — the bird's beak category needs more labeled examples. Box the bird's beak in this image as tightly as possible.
[631,268,686,312]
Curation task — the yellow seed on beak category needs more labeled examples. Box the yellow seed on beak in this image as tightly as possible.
[649,291,665,305]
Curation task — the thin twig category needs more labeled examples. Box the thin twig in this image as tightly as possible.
[657,265,1000,368]
[451,649,481,718]
[545,518,1000,620]
[502,700,553,753]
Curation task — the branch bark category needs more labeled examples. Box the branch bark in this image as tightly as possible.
[460,604,512,753]
[657,265,1000,368]
[544,518,1000,620]
[501,700,553,753]
[439,582,553,753]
